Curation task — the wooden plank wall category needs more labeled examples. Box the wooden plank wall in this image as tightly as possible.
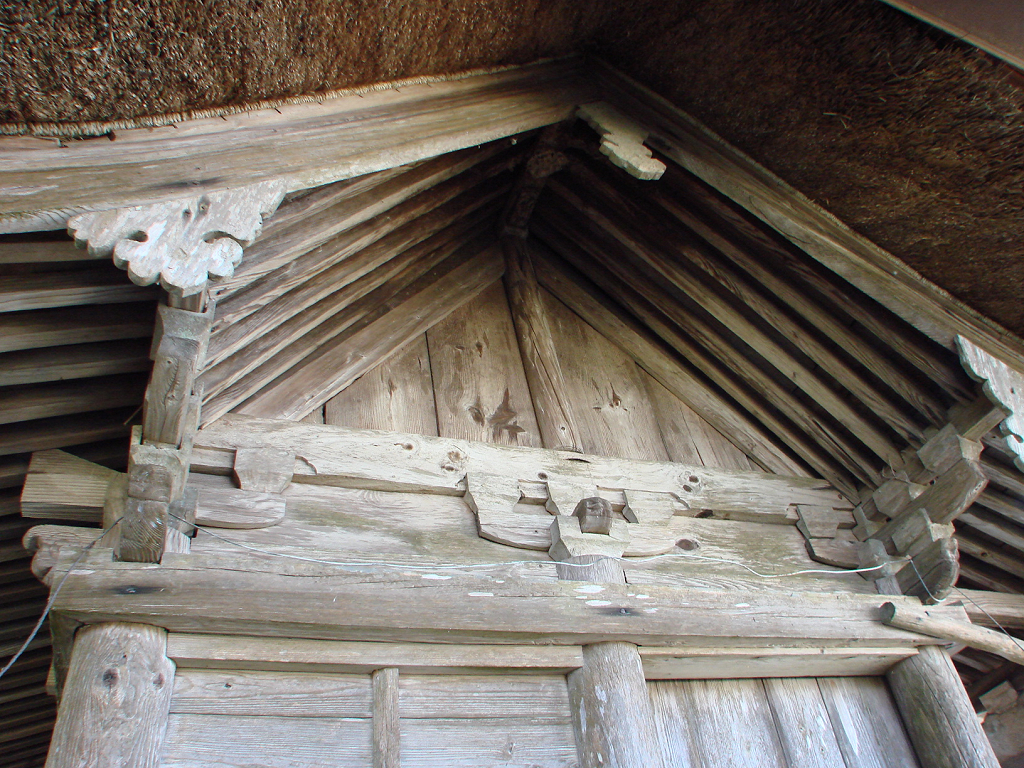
[318,277,755,472]
[0,232,157,767]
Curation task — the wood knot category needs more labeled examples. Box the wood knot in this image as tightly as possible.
[101,668,119,687]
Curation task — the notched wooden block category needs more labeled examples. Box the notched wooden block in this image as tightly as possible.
[233,447,295,493]
[193,485,286,529]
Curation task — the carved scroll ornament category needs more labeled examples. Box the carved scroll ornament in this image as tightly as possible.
[956,335,1024,471]
[68,180,286,296]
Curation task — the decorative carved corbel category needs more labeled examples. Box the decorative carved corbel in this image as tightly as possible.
[577,102,666,181]
[957,335,1024,472]
[68,179,286,296]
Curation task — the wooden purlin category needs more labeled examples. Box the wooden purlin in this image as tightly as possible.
[0,58,590,229]
[546,175,901,477]
[533,210,862,495]
[199,171,513,401]
[591,58,1024,369]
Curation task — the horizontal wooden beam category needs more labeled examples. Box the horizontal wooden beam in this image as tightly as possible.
[0,270,155,313]
[191,414,850,515]
[166,633,584,675]
[0,303,155,355]
[956,588,1024,629]
[0,339,151,387]
[47,548,940,649]
[0,59,589,231]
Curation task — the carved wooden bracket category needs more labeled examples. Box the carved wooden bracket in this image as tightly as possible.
[957,335,1024,472]
[67,180,286,296]
[577,102,666,181]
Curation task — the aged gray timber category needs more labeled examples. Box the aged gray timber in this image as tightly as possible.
[45,623,174,768]
[372,667,400,768]
[0,59,589,230]
[44,548,937,649]
[887,645,1000,768]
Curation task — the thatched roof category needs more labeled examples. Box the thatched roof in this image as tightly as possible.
[3,0,1024,336]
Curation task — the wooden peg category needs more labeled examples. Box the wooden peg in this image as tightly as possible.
[233,447,295,493]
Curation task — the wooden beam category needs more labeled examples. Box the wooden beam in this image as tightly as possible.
[648,167,949,425]
[655,160,972,403]
[0,237,98,264]
[46,623,175,768]
[955,588,1024,630]
[201,176,506,392]
[211,143,509,301]
[46,548,941,649]
[0,340,151,387]
[534,208,864,493]
[0,303,154,355]
[0,374,147,426]
[233,245,506,421]
[503,238,583,451]
[209,145,516,335]
[190,414,851,513]
[879,0,1024,72]
[0,59,588,230]
[0,270,155,312]
[166,633,584,675]
[548,176,903,471]
[640,646,915,679]
[0,409,134,458]
[372,668,400,768]
[881,601,1024,666]
[592,59,1024,368]
[200,227,497,423]
[887,645,1000,768]
[531,248,805,476]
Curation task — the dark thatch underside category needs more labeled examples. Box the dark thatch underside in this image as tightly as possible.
[2,0,1023,337]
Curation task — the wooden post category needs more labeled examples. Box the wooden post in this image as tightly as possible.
[46,623,174,768]
[372,667,400,768]
[886,645,999,768]
[553,524,664,768]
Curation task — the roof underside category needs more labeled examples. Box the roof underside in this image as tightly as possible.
[3,0,1023,338]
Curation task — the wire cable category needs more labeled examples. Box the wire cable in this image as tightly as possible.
[0,517,123,684]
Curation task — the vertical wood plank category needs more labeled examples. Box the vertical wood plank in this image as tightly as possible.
[427,281,540,446]
[538,288,669,462]
[886,646,999,768]
[648,682,700,768]
[46,623,174,768]
[763,677,846,768]
[300,407,325,424]
[818,676,922,768]
[666,678,787,768]
[372,667,400,768]
[325,334,438,436]
[642,370,756,471]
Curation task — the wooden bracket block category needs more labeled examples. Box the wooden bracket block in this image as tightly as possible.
[233,447,295,493]
[795,504,854,540]
[144,304,213,447]
[549,514,630,561]
[871,479,927,519]
[916,423,982,480]
[622,488,681,526]
[577,102,666,180]
[805,529,861,570]
[890,508,954,558]
[116,497,169,563]
[895,537,959,604]
[545,478,597,517]
[127,441,188,503]
[957,335,1024,470]
[20,449,121,523]
[193,485,286,529]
